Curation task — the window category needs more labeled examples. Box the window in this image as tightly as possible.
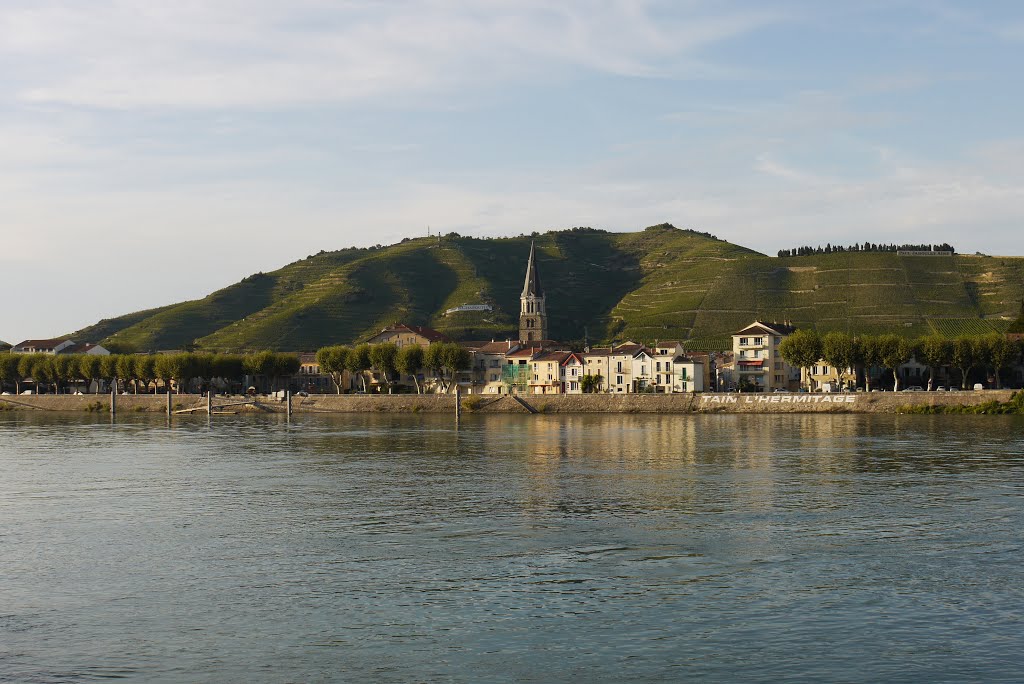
[570,382,579,391]
[656,362,662,372]
[739,350,746,358]
[774,336,781,345]
[753,337,763,346]
[775,362,783,370]
[740,337,749,345]
[616,375,623,385]
[775,374,783,383]
[616,361,622,372]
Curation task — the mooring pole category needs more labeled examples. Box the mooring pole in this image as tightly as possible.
[166,390,172,417]
[110,381,117,417]
[455,385,462,422]
[207,389,213,416]
[286,390,292,419]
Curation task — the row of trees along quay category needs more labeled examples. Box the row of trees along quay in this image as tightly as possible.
[0,351,300,395]
[779,331,1024,392]
[316,342,470,394]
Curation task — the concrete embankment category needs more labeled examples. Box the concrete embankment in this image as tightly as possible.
[1,391,1018,414]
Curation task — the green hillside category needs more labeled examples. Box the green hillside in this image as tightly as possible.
[69,224,1024,351]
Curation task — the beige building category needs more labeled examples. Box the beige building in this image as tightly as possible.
[366,323,450,349]
[530,351,571,394]
[582,347,611,392]
[562,353,586,393]
[802,361,856,392]
[732,321,798,392]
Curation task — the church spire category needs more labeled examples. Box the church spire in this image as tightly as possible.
[519,240,547,342]
[521,240,543,298]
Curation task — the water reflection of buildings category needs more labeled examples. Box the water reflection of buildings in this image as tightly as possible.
[478,414,878,517]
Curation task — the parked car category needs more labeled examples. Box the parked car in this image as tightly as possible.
[973,383,985,391]
[935,386,946,392]
[903,386,924,392]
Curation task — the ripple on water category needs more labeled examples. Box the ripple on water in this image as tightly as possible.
[1,412,1023,682]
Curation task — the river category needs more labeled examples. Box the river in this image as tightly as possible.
[1,413,1022,682]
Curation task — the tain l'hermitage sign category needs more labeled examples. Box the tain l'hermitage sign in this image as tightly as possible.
[701,394,859,404]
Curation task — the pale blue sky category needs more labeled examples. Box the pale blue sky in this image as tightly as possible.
[2,1,1023,343]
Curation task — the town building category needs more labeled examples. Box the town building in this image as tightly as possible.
[607,342,643,393]
[366,323,449,349]
[11,339,109,355]
[464,340,521,394]
[296,352,342,393]
[530,350,571,394]
[803,362,857,392]
[667,355,705,393]
[519,241,548,342]
[562,353,586,393]
[582,347,611,393]
[501,346,543,394]
[732,321,798,392]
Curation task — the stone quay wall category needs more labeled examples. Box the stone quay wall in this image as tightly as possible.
[1,391,1017,415]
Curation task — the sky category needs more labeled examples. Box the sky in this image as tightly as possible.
[2,0,1024,344]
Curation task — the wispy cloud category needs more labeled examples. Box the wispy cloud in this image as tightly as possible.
[0,0,778,109]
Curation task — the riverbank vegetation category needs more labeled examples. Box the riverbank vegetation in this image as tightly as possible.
[900,391,1024,415]
[780,331,1024,391]
[316,341,470,394]
[0,351,300,395]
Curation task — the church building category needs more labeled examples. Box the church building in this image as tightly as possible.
[519,241,548,342]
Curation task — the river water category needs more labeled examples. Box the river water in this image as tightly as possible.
[1,413,1022,683]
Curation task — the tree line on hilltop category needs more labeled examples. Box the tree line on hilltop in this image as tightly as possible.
[777,242,956,258]
[0,351,300,395]
[779,331,1023,391]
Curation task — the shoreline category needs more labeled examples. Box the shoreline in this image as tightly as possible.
[1,390,1019,415]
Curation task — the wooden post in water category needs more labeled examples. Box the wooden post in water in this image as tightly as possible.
[166,390,172,417]
[286,390,292,419]
[455,385,462,422]
[207,389,213,416]
[110,384,117,417]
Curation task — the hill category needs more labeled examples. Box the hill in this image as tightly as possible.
[68,224,1024,351]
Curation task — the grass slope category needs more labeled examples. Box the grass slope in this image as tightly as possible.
[77,225,1024,351]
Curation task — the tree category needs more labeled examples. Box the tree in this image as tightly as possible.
[821,332,857,389]
[345,345,372,393]
[581,373,604,393]
[52,355,76,394]
[779,330,822,391]
[134,355,157,394]
[18,354,41,394]
[394,345,424,394]
[154,353,189,394]
[984,334,1016,389]
[439,342,471,393]
[917,335,952,391]
[877,334,912,391]
[316,346,350,394]
[211,354,244,393]
[270,353,300,392]
[951,337,978,390]
[116,354,137,393]
[368,343,399,394]
[78,355,101,394]
[423,342,445,392]
[0,354,20,394]
[100,355,120,393]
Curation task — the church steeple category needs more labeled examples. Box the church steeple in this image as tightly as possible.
[521,240,542,298]
[519,241,547,342]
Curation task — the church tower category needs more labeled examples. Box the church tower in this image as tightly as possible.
[519,241,547,342]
